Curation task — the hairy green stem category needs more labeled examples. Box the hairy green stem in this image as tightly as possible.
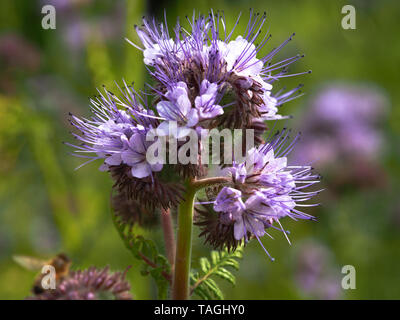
[171,176,230,299]
[191,176,230,189]
[172,182,196,300]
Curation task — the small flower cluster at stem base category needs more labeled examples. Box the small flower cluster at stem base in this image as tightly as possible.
[27,266,132,300]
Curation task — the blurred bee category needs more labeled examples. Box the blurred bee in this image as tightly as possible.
[13,253,71,294]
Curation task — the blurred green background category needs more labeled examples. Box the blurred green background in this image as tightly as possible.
[1,0,399,299]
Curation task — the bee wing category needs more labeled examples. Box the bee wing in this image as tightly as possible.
[13,255,46,271]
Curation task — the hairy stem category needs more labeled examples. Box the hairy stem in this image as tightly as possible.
[171,176,230,299]
[172,182,196,300]
[161,208,175,269]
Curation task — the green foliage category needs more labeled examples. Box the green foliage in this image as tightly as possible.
[111,208,171,299]
[190,247,243,300]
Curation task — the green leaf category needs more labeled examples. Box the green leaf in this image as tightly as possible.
[150,267,169,300]
[190,246,243,300]
[194,284,212,300]
[211,251,220,265]
[204,278,224,300]
[214,267,235,285]
[200,257,211,273]
[223,259,240,270]
[111,206,171,299]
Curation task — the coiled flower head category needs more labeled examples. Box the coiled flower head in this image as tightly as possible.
[111,190,159,229]
[195,129,321,260]
[68,83,184,209]
[131,10,307,132]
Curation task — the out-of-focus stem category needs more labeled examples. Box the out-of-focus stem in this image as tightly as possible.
[161,208,175,269]
[172,183,196,300]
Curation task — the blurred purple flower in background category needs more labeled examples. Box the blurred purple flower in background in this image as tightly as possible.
[295,242,341,299]
[40,0,123,53]
[294,83,389,189]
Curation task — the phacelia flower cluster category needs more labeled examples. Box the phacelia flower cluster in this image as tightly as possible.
[68,10,319,257]
[195,129,321,259]
[132,11,306,131]
[68,83,184,209]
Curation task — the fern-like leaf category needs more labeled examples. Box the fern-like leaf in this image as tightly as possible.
[111,205,171,299]
[190,246,243,300]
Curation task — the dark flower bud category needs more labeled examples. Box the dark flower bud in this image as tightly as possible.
[109,164,185,211]
[111,189,159,228]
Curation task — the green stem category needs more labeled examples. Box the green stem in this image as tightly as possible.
[172,182,196,300]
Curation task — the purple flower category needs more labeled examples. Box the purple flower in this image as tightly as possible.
[259,91,279,120]
[214,187,245,220]
[195,80,223,120]
[223,35,264,79]
[143,38,177,66]
[156,82,199,138]
[208,129,320,260]
[135,24,180,66]
[27,266,132,300]
[131,11,307,125]
[121,131,163,178]
[231,192,272,239]
[68,84,161,178]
